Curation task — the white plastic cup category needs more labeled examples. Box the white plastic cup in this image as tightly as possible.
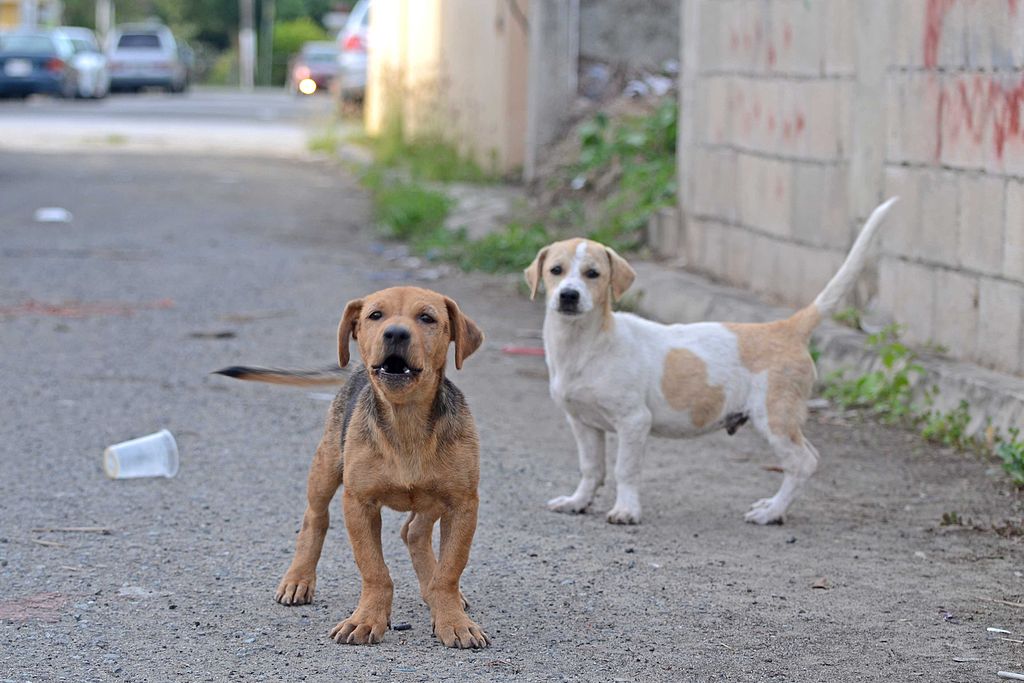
[103,429,179,479]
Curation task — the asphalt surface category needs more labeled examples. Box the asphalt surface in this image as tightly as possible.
[1,116,1022,681]
[0,88,340,156]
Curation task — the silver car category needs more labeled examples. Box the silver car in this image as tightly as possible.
[336,0,369,100]
[107,23,188,93]
[59,27,109,98]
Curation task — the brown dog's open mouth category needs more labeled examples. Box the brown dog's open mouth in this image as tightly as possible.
[372,354,422,380]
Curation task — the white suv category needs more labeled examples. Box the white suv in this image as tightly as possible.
[107,23,188,93]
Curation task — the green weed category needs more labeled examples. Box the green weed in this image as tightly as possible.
[308,127,339,155]
[373,181,452,241]
[822,324,923,423]
[573,100,678,250]
[921,400,974,451]
[832,307,862,329]
[354,124,495,184]
[997,428,1024,486]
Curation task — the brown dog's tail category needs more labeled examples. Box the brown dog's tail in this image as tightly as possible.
[213,365,348,386]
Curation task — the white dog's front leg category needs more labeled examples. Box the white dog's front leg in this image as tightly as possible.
[607,412,651,525]
[548,416,605,514]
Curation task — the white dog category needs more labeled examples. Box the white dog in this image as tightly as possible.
[524,198,898,525]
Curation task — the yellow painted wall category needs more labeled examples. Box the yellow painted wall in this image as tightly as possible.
[0,0,21,29]
[365,0,529,174]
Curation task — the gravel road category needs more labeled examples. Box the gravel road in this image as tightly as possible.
[1,151,1021,682]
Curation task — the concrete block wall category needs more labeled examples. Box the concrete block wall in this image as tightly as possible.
[672,0,1024,377]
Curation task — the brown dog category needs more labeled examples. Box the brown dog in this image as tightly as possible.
[216,286,488,648]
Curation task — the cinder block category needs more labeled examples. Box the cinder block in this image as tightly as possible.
[957,174,1005,276]
[888,73,943,165]
[996,125,1024,178]
[794,81,845,161]
[737,153,793,238]
[683,212,704,270]
[701,219,727,277]
[792,163,850,249]
[749,233,782,300]
[936,0,966,69]
[963,2,1009,71]
[701,76,731,145]
[881,166,922,259]
[772,241,808,305]
[918,170,960,268]
[697,0,721,70]
[722,224,753,289]
[889,0,926,68]
[823,0,856,75]
[690,146,717,216]
[1005,179,1024,281]
[932,268,980,358]
[878,256,936,345]
[977,277,1024,374]
[773,0,824,76]
[802,247,846,305]
[1013,2,1024,68]
[715,149,740,223]
[939,74,986,171]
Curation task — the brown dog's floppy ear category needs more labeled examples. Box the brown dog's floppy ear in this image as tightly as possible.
[444,297,484,370]
[605,246,636,302]
[337,298,363,367]
[523,246,549,300]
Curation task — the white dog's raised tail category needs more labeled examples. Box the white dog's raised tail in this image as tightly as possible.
[811,197,899,318]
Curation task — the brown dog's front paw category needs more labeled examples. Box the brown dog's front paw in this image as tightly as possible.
[432,612,489,649]
[275,574,316,605]
[329,611,389,645]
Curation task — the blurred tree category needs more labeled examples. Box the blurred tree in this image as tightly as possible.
[272,16,328,85]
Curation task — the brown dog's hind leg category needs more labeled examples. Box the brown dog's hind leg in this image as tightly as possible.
[401,511,470,611]
[275,421,343,606]
[330,491,393,645]
[426,499,489,649]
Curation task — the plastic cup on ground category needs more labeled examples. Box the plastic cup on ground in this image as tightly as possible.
[103,429,179,479]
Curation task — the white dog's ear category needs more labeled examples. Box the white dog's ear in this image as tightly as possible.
[524,246,550,300]
[605,246,636,302]
[337,298,363,367]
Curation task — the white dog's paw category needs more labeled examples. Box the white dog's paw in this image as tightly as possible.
[547,495,590,514]
[744,498,785,525]
[606,504,641,525]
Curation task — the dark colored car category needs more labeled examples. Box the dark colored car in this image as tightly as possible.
[0,31,77,98]
[287,41,339,95]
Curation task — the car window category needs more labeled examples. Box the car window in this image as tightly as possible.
[117,33,161,49]
[305,51,337,63]
[0,34,54,53]
[71,38,97,53]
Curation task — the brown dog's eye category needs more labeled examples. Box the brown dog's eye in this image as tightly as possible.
[585,269,600,279]
[418,313,436,324]
[367,311,383,320]
[550,265,563,275]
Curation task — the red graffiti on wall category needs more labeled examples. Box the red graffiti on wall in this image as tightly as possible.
[924,0,1024,163]
[937,75,1024,160]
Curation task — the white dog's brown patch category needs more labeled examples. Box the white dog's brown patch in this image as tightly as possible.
[661,348,726,428]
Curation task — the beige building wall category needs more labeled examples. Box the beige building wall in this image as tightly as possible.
[365,0,529,174]
[669,0,1024,377]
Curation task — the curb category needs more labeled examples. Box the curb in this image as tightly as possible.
[630,262,1024,438]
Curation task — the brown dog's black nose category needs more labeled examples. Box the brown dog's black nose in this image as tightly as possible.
[559,289,580,304]
[383,325,411,344]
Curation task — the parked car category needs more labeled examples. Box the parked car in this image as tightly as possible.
[59,27,109,98]
[0,30,76,98]
[287,41,338,95]
[335,0,369,100]
[107,23,188,93]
